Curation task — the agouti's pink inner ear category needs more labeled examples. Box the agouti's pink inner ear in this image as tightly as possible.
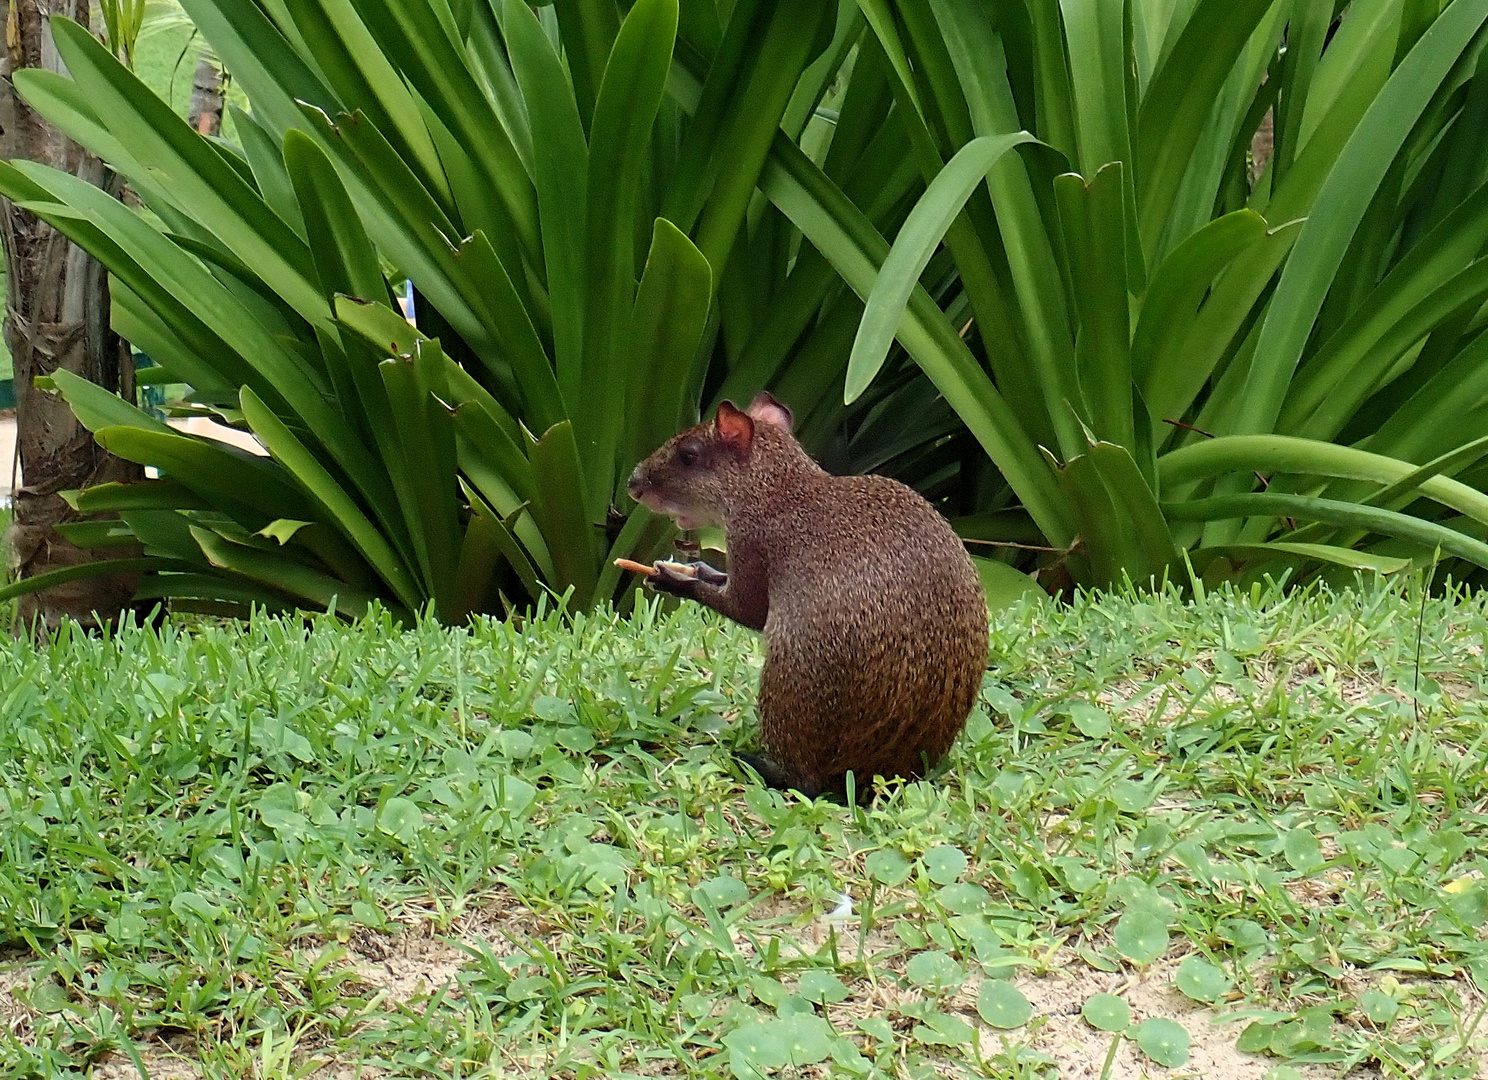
[715,401,756,456]
[747,391,793,432]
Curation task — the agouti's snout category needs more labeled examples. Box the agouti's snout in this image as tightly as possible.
[626,466,646,501]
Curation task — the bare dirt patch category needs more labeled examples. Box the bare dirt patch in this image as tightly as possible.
[1012,959,1375,1080]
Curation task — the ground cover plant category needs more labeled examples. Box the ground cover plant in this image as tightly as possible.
[0,580,1485,1077]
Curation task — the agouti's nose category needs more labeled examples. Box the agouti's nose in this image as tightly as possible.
[627,466,646,500]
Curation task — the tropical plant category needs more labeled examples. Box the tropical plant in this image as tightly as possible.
[1,0,146,635]
[10,0,1488,620]
[0,0,886,618]
[783,0,1488,591]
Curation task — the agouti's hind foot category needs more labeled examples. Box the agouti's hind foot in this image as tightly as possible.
[734,751,844,802]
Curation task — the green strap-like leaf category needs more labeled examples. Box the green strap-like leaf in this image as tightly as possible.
[44,16,328,326]
[625,219,713,473]
[283,129,387,306]
[0,558,189,604]
[527,420,600,607]
[847,132,1038,404]
[1134,0,1278,255]
[1234,0,1488,438]
[1159,434,1488,528]
[504,0,590,398]
[760,134,1074,546]
[1190,543,1410,575]
[239,386,422,610]
[188,525,387,619]
[1055,163,1133,449]
[46,368,172,436]
[1164,492,1488,570]
[577,0,679,521]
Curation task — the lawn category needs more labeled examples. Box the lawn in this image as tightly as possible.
[0,581,1484,1078]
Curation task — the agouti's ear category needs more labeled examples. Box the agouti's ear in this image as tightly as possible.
[715,400,756,457]
[747,391,794,432]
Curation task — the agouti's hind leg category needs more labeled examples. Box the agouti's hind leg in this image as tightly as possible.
[734,751,827,800]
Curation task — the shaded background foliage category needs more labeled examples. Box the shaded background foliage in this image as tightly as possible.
[5,0,1488,619]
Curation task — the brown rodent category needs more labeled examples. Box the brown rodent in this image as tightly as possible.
[627,392,988,799]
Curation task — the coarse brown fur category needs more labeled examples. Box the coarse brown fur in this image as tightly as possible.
[628,393,988,799]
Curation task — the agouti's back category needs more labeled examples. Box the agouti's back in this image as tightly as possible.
[627,393,988,798]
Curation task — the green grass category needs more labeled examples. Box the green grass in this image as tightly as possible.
[1,582,1486,1078]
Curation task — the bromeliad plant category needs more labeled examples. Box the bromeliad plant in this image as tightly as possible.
[776,0,1488,591]
[0,0,887,618]
[9,0,1488,619]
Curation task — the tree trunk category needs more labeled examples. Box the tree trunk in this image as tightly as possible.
[0,1,143,634]
[187,53,223,137]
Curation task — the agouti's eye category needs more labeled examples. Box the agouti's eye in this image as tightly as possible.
[678,447,699,467]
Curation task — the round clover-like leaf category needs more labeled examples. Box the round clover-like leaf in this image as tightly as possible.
[924,844,968,884]
[1359,987,1400,1025]
[976,980,1032,1029]
[1283,827,1323,872]
[1174,955,1231,1002]
[1067,702,1112,737]
[376,797,423,843]
[1133,1017,1191,1067]
[796,969,848,1005]
[866,849,912,885]
[724,1014,834,1077]
[905,950,964,992]
[1112,909,1168,965]
[1081,993,1130,1032]
[912,1010,975,1045]
[695,873,749,908]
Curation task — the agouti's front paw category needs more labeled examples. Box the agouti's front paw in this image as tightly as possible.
[650,560,700,597]
[693,562,728,587]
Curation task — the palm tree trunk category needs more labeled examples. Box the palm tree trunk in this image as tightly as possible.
[0,1,143,633]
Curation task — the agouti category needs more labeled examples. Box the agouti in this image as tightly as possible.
[626,392,988,799]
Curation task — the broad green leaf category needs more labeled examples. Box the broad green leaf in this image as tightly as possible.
[1174,956,1231,1002]
[1235,0,1488,438]
[626,219,713,472]
[848,132,1038,404]
[1133,1017,1190,1067]
[969,556,1047,613]
[504,0,589,391]
[1081,993,1130,1032]
[760,135,1075,547]
[976,981,1032,1029]
[576,0,678,520]
[1112,908,1168,965]
[239,386,421,609]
